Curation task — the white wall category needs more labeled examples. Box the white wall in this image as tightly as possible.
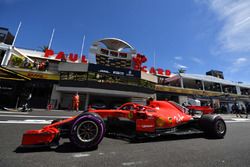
[141,71,157,83]
[50,84,61,109]
[179,96,188,105]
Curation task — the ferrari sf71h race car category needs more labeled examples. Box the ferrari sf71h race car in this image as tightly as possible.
[21,100,226,150]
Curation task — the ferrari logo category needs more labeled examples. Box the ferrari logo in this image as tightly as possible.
[168,117,173,124]
[128,111,133,119]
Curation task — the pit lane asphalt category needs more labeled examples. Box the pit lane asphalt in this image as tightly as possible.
[0,110,250,167]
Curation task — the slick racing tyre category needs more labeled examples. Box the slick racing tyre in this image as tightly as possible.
[69,113,105,149]
[212,117,226,138]
[200,114,226,139]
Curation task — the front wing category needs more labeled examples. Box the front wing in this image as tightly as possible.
[21,116,76,147]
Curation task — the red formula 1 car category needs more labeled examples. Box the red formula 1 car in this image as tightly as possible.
[21,100,226,150]
[92,101,224,139]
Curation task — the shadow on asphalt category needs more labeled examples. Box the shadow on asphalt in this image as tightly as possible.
[14,142,98,154]
[14,146,53,153]
[107,132,223,144]
[55,142,98,153]
[130,133,206,144]
[14,133,223,153]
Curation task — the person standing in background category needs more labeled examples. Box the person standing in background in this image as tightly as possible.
[241,104,245,117]
[72,92,80,112]
[246,103,250,118]
[45,60,49,71]
[232,103,242,118]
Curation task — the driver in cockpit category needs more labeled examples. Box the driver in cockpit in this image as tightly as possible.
[146,97,154,106]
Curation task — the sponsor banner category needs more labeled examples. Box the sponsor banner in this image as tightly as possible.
[0,86,13,90]
[88,64,141,78]
[155,85,228,97]
[17,71,59,80]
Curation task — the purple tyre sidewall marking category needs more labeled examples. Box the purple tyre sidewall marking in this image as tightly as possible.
[71,114,105,147]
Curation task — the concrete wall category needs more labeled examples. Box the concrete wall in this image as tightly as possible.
[179,96,188,105]
[50,84,61,109]
[58,62,88,72]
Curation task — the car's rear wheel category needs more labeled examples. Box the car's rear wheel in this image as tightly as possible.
[199,114,226,138]
[212,118,226,138]
[69,113,105,149]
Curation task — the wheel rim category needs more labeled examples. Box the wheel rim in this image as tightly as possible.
[216,120,225,134]
[77,120,99,143]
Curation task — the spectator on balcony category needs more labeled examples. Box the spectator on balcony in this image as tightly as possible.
[38,61,45,71]
[33,59,38,70]
[23,58,29,68]
[45,60,49,71]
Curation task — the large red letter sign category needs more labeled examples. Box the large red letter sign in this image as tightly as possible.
[81,55,87,63]
[44,49,54,57]
[165,69,171,76]
[69,53,78,62]
[157,68,164,75]
[150,67,156,75]
[55,52,66,61]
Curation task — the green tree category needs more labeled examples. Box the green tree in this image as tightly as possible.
[39,45,49,52]
[178,68,186,74]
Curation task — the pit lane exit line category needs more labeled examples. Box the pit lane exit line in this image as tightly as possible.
[0,111,28,114]
[0,119,53,124]
[0,114,70,118]
[225,119,250,123]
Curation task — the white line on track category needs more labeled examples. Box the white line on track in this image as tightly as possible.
[0,119,53,124]
[122,161,147,166]
[0,114,70,118]
[225,119,250,123]
[73,153,90,158]
[0,111,28,114]
[232,118,249,121]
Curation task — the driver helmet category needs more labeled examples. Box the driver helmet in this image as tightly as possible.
[146,97,154,106]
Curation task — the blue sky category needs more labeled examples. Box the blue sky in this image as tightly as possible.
[1,0,250,83]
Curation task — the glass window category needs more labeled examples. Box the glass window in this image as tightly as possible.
[68,72,77,80]
[110,51,118,57]
[140,79,155,89]
[60,72,68,80]
[0,33,5,38]
[87,72,97,81]
[119,52,127,58]
[100,48,109,55]
[127,77,139,86]
[75,72,87,81]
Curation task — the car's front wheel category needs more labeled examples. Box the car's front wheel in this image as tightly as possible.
[69,113,105,150]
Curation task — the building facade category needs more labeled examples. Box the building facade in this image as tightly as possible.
[156,73,250,113]
[0,31,249,112]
